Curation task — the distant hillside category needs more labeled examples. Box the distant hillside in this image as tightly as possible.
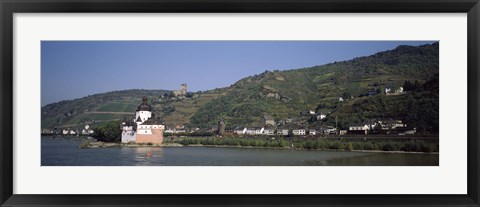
[189,43,439,131]
[42,89,165,128]
[42,43,439,133]
[41,88,226,129]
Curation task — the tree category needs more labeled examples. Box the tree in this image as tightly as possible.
[92,121,122,142]
[403,80,415,91]
[414,80,421,91]
[185,92,194,98]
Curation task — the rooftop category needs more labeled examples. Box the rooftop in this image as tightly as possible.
[136,96,152,111]
[140,118,164,125]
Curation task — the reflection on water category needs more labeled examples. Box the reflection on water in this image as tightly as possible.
[129,147,165,166]
[41,137,439,166]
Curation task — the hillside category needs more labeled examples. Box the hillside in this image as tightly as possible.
[189,43,439,131]
[41,89,224,129]
[42,42,439,133]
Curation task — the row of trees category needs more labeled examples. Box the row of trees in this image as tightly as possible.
[403,80,423,91]
[168,137,438,153]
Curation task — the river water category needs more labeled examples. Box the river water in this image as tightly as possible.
[41,137,439,166]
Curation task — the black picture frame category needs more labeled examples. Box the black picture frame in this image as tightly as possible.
[1,0,479,206]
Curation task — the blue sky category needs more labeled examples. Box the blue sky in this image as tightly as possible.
[41,41,435,106]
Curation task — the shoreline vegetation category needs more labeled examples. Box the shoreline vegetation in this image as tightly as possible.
[65,136,439,154]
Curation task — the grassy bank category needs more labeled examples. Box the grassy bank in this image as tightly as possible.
[165,137,438,153]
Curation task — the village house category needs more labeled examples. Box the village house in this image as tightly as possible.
[393,120,406,128]
[255,127,265,135]
[163,127,187,134]
[276,129,289,136]
[246,128,256,135]
[374,119,407,130]
[395,87,404,94]
[386,86,405,96]
[80,124,94,135]
[376,120,390,130]
[400,128,417,135]
[224,128,234,135]
[308,129,316,136]
[262,115,275,126]
[385,87,392,94]
[234,127,247,135]
[324,127,337,135]
[317,114,327,120]
[349,124,369,134]
[349,124,369,131]
[263,128,275,136]
[42,128,52,134]
[292,129,306,136]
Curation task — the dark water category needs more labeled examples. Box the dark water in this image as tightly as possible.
[41,137,439,166]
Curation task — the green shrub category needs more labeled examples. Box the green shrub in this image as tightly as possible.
[363,142,375,150]
[402,140,420,152]
[347,142,353,151]
[79,141,91,148]
[328,141,342,150]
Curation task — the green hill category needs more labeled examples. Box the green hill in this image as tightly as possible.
[189,43,439,132]
[41,88,226,129]
[42,89,163,129]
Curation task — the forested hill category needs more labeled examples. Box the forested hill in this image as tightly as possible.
[42,42,439,132]
[42,89,169,128]
[189,42,439,131]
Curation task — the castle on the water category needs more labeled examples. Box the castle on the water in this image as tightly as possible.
[121,97,164,144]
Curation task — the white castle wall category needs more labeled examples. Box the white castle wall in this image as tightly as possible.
[122,131,136,143]
[135,111,152,123]
[121,126,137,143]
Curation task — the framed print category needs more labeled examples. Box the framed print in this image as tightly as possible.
[1,0,479,206]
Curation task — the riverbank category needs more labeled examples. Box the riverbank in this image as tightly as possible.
[77,137,438,154]
[164,143,438,154]
[78,141,182,148]
[169,137,438,153]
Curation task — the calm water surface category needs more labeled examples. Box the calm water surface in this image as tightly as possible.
[41,137,439,166]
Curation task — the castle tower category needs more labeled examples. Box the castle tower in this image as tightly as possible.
[181,83,187,96]
[217,119,225,135]
[135,96,152,125]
